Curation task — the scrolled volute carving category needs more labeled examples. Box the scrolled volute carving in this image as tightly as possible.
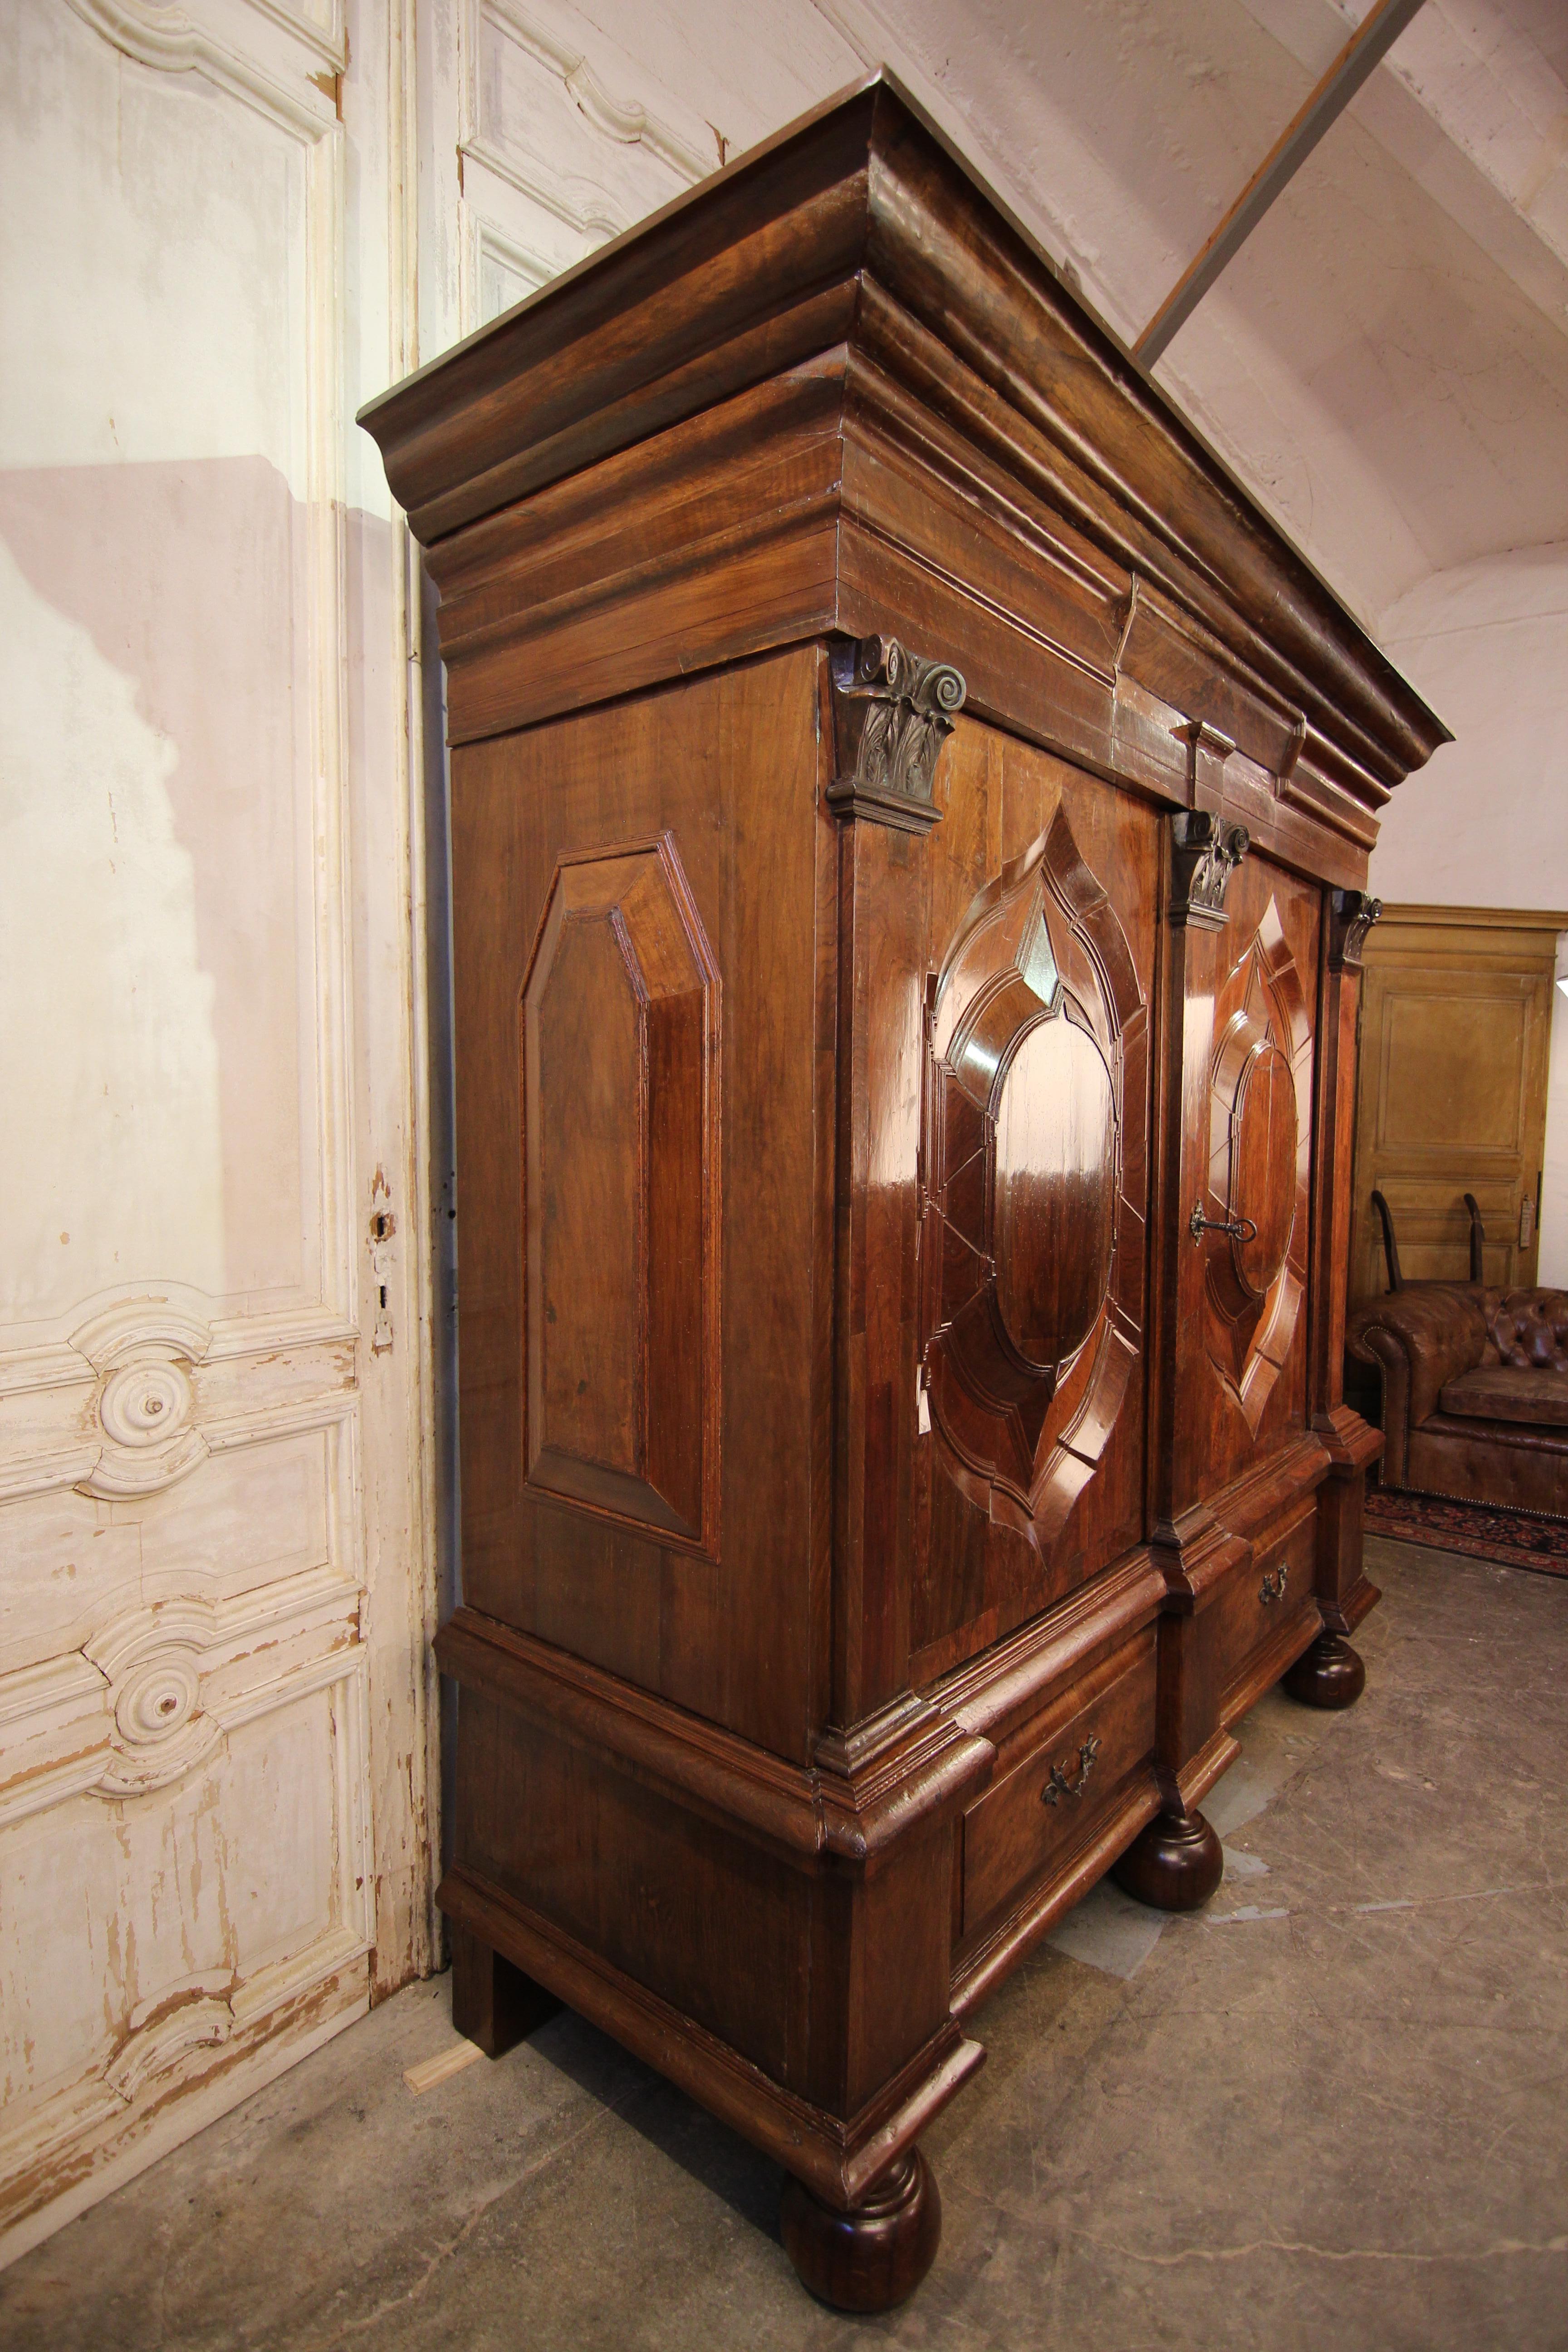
[1169,809,1249,929]
[1328,888,1382,971]
[828,633,966,834]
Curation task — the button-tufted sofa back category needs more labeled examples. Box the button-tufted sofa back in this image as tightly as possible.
[1481,1289,1568,1372]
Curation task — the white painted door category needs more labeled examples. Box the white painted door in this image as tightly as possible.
[0,0,861,2268]
[0,0,439,2264]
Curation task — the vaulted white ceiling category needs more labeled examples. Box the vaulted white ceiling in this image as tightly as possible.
[589,0,1568,637]
[814,0,1568,631]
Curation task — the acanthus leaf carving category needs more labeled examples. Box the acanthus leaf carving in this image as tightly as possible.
[1328,888,1382,971]
[828,635,967,834]
[1169,808,1250,929]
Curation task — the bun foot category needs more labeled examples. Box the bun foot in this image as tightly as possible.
[1283,1631,1366,1710]
[1112,1807,1223,1911]
[780,2149,941,2313]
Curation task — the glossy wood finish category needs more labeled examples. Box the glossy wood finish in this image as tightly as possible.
[523,837,721,1549]
[781,2150,941,2313]
[912,740,1159,1687]
[446,658,824,1756]
[1282,1631,1367,1710]
[1112,1806,1225,1911]
[359,74,1445,2313]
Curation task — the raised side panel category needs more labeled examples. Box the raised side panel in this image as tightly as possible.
[451,650,821,1757]
[522,835,720,1553]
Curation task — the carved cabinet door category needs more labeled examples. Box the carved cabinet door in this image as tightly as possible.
[912,773,1155,1674]
[1171,849,1321,1504]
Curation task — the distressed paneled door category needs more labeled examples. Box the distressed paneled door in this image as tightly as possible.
[0,0,440,2263]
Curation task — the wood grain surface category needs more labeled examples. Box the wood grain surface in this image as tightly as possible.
[359,73,1447,2312]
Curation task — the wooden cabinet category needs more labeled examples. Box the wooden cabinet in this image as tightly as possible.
[361,75,1446,2313]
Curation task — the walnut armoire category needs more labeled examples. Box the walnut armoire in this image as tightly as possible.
[361,75,1447,2313]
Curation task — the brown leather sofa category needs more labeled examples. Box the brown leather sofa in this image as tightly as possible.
[1347,1286,1568,1517]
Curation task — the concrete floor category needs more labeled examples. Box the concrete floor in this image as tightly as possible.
[4,1537,1566,2352]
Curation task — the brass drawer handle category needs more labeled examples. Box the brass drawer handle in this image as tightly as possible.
[1042,1735,1102,1806]
[1190,1199,1259,1245]
[1259,1563,1289,1606]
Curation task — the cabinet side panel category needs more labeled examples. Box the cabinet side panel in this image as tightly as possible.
[449,648,822,1757]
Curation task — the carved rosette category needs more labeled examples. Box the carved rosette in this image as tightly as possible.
[918,803,1147,1556]
[70,1301,213,1500]
[85,1600,223,1797]
[1328,888,1382,971]
[828,634,967,833]
[1198,897,1313,1429]
[1169,809,1250,930]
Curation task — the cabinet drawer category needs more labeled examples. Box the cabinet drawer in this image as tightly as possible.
[1210,1499,1318,1713]
[960,1625,1157,1943]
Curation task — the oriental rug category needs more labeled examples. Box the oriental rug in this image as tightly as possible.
[1365,1483,1568,1578]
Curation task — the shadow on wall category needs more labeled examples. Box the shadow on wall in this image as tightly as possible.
[0,458,315,1328]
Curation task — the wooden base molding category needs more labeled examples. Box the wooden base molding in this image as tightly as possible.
[361,76,1441,2308]
[438,1864,985,2213]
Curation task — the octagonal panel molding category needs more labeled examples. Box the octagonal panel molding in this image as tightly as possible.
[69,1301,213,1501]
[920,802,1147,1553]
[519,831,722,1554]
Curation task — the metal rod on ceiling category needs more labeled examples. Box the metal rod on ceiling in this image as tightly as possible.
[1132,0,1429,369]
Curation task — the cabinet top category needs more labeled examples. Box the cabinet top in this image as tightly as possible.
[360,72,1447,809]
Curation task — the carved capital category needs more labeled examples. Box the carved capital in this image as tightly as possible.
[827,634,966,834]
[1328,888,1382,971]
[1168,809,1249,930]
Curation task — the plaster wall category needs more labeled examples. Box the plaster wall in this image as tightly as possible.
[1371,546,1568,1283]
